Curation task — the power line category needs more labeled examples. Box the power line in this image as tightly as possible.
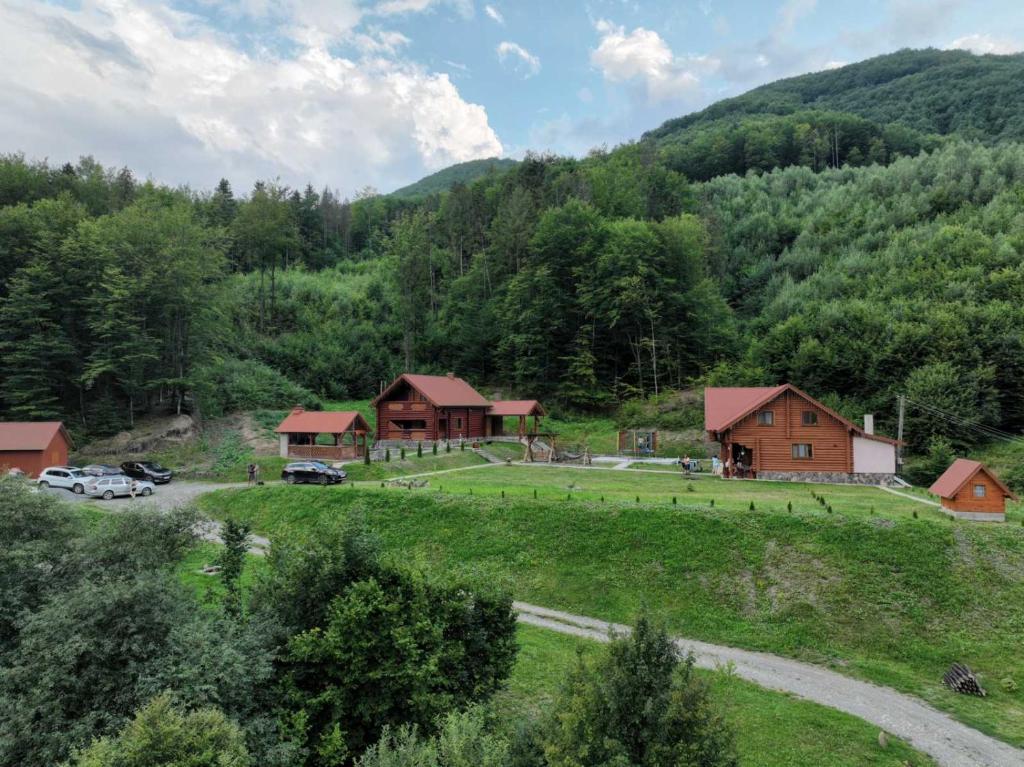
[902,396,1024,446]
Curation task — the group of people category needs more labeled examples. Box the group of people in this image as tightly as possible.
[679,453,753,479]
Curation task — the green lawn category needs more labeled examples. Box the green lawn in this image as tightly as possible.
[503,624,934,766]
[199,485,1024,746]
[400,464,945,523]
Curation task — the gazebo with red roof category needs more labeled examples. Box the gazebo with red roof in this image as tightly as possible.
[275,407,370,461]
[929,459,1016,521]
[487,400,546,439]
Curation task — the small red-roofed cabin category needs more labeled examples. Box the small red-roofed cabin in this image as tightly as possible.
[704,384,899,483]
[929,459,1016,521]
[487,400,546,438]
[275,407,370,461]
[0,421,73,478]
[373,373,493,442]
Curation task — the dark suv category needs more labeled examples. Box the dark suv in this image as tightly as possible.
[281,461,346,485]
[121,461,173,484]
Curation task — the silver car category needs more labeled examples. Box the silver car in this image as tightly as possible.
[84,475,155,500]
[37,466,91,494]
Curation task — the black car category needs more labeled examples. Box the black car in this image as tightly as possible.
[281,461,346,485]
[121,461,173,484]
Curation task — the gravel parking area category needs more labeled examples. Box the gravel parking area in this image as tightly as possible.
[40,481,241,512]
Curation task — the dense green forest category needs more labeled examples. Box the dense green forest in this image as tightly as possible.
[2,48,1024,458]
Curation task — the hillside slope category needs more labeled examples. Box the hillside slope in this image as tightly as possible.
[388,157,517,198]
[646,48,1024,144]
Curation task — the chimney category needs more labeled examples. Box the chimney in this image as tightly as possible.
[863,414,874,435]
[292,405,305,415]
[446,372,455,379]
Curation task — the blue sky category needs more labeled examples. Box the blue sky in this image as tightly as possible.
[0,1,1021,194]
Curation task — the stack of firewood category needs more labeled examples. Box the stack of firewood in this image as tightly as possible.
[943,663,986,696]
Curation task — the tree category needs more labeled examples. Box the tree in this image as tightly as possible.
[0,259,74,419]
[68,693,251,767]
[357,707,509,767]
[251,520,517,765]
[217,519,252,613]
[542,616,737,767]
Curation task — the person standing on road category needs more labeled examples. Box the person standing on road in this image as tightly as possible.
[247,462,257,487]
[129,479,139,499]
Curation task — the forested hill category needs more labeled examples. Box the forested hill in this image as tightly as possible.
[389,157,518,198]
[646,48,1024,144]
[2,48,1024,465]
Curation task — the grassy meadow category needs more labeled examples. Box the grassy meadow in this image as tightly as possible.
[199,483,1024,746]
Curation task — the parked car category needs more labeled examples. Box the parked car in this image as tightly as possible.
[84,475,155,500]
[83,463,122,476]
[281,461,346,485]
[121,461,173,483]
[37,466,91,494]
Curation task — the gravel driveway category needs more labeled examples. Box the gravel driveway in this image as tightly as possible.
[40,481,240,512]
[516,602,1023,767]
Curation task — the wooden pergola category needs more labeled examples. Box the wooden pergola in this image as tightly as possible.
[487,400,546,438]
[275,408,371,461]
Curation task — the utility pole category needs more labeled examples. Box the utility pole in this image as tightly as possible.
[896,394,906,470]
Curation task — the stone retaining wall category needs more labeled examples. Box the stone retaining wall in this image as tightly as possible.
[757,471,897,486]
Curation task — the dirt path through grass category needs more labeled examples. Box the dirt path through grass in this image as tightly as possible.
[514,601,1023,767]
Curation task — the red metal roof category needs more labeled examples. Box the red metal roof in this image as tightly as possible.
[0,421,71,451]
[488,400,546,417]
[373,374,491,407]
[704,386,788,432]
[275,409,369,434]
[929,458,1018,500]
[704,384,899,444]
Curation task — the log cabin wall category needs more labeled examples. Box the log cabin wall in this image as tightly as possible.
[720,390,853,473]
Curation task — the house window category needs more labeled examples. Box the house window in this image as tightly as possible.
[792,443,813,460]
[757,411,774,426]
[802,411,819,426]
[455,417,463,430]
[973,484,986,498]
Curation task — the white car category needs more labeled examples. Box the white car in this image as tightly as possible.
[37,466,91,494]
[84,475,155,500]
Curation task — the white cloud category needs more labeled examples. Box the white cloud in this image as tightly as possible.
[353,28,411,55]
[0,0,501,192]
[372,0,473,19]
[497,40,541,77]
[590,19,716,103]
[484,5,504,24]
[947,33,1022,55]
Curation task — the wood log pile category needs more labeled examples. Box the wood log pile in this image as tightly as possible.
[943,663,986,696]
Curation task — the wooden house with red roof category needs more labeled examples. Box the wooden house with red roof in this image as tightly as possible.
[275,407,370,461]
[372,373,545,443]
[0,421,73,477]
[704,384,898,483]
[929,459,1016,521]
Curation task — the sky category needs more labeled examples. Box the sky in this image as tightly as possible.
[1,0,1022,196]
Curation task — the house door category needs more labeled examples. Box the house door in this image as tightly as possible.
[732,443,754,478]
[439,419,448,440]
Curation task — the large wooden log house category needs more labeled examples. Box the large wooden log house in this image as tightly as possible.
[372,373,544,443]
[705,384,899,483]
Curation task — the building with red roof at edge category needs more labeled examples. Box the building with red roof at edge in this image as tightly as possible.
[929,458,1016,521]
[704,384,899,484]
[0,422,73,477]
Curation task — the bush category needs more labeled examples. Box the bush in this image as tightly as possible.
[193,357,320,418]
[902,436,956,487]
[68,693,251,767]
[357,707,508,767]
[541,615,737,767]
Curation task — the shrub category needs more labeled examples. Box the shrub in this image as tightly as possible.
[433,442,438,456]
[386,448,391,462]
[68,694,250,767]
[541,615,737,767]
[418,442,423,458]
